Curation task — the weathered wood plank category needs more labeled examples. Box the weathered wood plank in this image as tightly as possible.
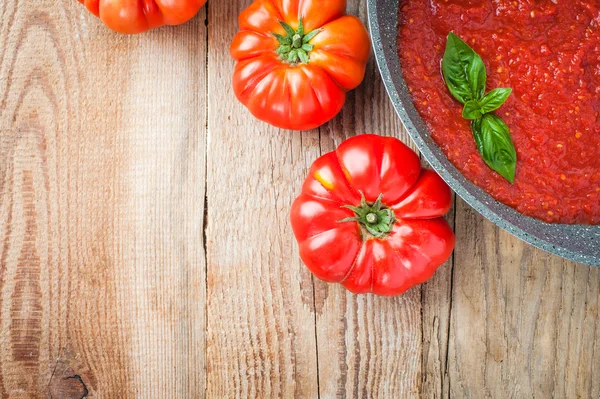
[0,0,207,396]
[205,1,319,398]
[420,200,455,399]
[311,1,426,397]
[446,198,600,398]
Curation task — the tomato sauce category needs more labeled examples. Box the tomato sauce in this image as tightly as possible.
[397,0,600,224]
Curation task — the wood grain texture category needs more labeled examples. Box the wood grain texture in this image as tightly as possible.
[0,0,207,397]
[205,1,319,398]
[444,198,600,398]
[420,199,455,399]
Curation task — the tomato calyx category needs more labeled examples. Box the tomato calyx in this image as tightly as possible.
[339,192,396,239]
[272,17,322,64]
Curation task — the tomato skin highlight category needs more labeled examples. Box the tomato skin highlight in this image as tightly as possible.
[230,0,371,131]
[290,134,455,296]
[77,0,207,34]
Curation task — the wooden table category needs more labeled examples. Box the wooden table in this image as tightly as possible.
[1,0,599,397]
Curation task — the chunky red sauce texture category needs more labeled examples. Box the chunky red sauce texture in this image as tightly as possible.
[398,0,600,224]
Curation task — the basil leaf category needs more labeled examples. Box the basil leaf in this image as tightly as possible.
[479,88,512,114]
[442,32,487,104]
[467,52,486,100]
[462,100,483,120]
[472,114,517,183]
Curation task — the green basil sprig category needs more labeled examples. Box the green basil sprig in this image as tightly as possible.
[442,32,517,183]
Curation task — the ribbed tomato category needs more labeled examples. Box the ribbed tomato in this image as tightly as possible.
[230,0,370,130]
[77,0,207,34]
[291,135,455,296]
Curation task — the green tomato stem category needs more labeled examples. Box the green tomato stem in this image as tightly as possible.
[271,17,322,65]
[339,192,396,238]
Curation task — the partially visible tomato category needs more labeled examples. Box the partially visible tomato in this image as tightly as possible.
[291,135,455,296]
[230,0,371,131]
[77,0,207,34]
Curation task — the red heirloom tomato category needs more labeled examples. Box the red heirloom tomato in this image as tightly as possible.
[230,0,371,131]
[77,0,207,34]
[290,135,455,296]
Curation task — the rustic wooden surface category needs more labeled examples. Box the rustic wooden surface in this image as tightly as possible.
[1,0,599,397]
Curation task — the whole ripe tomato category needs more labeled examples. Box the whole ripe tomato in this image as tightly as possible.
[291,135,455,296]
[230,0,371,131]
[77,0,207,34]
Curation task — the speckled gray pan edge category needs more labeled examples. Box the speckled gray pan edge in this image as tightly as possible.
[367,0,600,266]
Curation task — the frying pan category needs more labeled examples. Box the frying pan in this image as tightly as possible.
[367,0,600,266]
